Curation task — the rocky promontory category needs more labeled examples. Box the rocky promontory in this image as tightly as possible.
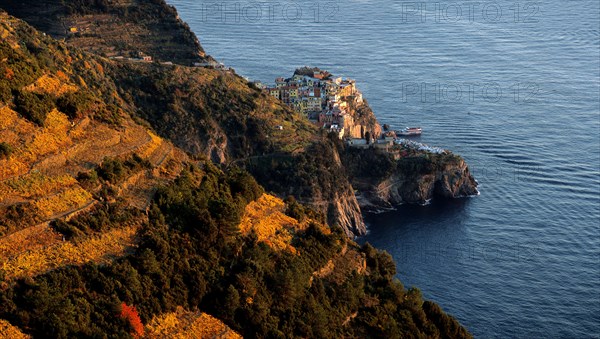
[340,141,479,211]
[343,99,383,140]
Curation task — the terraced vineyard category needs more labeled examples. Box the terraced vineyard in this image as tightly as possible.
[0,106,182,225]
[0,319,29,339]
[239,194,312,254]
[0,223,62,260]
[1,222,140,281]
[145,307,242,339]
[0,12,188,286]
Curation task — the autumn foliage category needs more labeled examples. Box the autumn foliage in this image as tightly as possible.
[0,319,30,339]
[1,224,138,280]
[239,194,328,253]
[145,307,242,339]
[120,303,144,338]
[239,194,303,253]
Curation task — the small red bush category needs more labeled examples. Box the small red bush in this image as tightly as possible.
[120,302,144,337]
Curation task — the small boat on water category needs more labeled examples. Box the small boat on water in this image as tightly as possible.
[396,127,422,136]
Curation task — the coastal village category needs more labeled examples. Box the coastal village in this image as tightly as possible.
[256,67,362,140]
[255,67,448,157]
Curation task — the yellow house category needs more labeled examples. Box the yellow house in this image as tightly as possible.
[275,77,286,88]
[269,88,280,99]
[305,97,322,112]
[293,100,308,113]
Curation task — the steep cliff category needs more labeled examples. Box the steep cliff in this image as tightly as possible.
[329,186,366,236]
[342,145,479,210]
[343,99,382,140]
[246,141,366,236]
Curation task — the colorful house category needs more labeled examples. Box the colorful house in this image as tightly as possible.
[269,88,280,99]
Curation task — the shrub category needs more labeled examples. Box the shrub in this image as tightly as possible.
[56,91,95,119]
[95,103,122,126]
[120,303,144,338]
[64,0,112,14]
[97,155,151,184]
[125,153,151,170]
[284,195,306,221]
[0,142,13,159]
[77,169,99,189]
[97,158,125,183]
[0,81,11,103]
[227,167,264,204]
[0,203,41,237]
[52,201,142,240]
[13,90,55,126]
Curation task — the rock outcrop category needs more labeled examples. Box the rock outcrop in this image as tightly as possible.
[329,186,366,237]
[344,100,382,140]
[246,141,367,237]
[343,147,478,211]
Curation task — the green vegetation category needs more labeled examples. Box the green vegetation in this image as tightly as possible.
[342,143,464,180]
[97,155,151,184]
[0,142,13,159]
[0,33,44,90]
[396,152,463,176]
[109,63,278,158]
[76,169,99,190]
[284,195,325,223]
[63,0,112,15]
[13,90,55,126]
[342,146,396,181]
[247,140,349,224]
[0,164,471,338]
[0,81,11,103]
[56,91,94,119]
[52,200,142,240]
[0,203,41,237]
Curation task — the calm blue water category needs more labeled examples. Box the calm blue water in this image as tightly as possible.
[168,0,600,337]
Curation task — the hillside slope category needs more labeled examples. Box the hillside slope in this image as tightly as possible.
[0,10,185,233]
[0,0,208,65]
[0,2,367,236]
[1,0,478,238]
[1,157,472,338]
[0,9,472,339]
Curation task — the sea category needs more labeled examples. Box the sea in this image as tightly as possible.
[166,0,600,337]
